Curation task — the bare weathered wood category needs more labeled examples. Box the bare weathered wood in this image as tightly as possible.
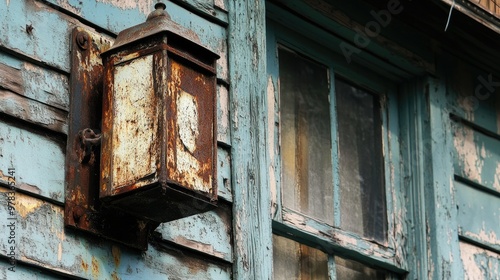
[0,90,68,134]
[0,63,23,94]
[470,0,500,17]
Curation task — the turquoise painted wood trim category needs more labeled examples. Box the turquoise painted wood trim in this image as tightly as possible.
[328,255,337,280]
[330,74,342,229]
[227,1,273,279]
[423,76,464,279]
[384,87,407,269]
[267,4,409,273]
[398,79,430,280]
[272,214,406,274]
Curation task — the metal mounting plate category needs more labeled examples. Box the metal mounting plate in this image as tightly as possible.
[65,27,156,250]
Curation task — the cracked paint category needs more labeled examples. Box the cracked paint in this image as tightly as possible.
[460,242,500,280]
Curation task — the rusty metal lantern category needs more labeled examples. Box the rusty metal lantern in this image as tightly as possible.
[100,2,219,222]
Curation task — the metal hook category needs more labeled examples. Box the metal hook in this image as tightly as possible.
[78,128,102,164]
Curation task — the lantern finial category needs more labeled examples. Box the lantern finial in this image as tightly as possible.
[147,2,168,21]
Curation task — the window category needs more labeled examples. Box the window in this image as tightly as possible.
[267,10,406,279]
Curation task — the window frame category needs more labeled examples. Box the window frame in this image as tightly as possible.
[266,6,407,277]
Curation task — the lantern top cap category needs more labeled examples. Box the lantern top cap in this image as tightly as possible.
[102,1,218,59]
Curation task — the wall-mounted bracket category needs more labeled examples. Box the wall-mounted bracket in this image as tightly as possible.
[65,27,157,250]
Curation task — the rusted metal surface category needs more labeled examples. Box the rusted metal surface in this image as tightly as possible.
[110,54,159,190]
[166,58,217,195]
[65,27,154,250]
[99,3,219,223]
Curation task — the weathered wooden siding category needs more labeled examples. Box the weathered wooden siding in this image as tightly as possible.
[447,58,500,279]
[396,49,499,279]
[1,0,499,279]
[0,0,233,279]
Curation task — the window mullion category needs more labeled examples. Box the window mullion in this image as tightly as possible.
[330,71,342,228]
[328,255,337,280]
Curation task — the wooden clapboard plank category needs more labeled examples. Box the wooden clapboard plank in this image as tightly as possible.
[0,53,69,111]
[0,90,68,135]
[456,180,500,252]
[0,119,65,203]
[156,205,233,262]
[452,121,500,193]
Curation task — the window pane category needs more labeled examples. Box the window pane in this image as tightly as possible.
[279,47,334,223]
[273,235,328,280]
[335,79,387,242]
[335,256,387,280]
